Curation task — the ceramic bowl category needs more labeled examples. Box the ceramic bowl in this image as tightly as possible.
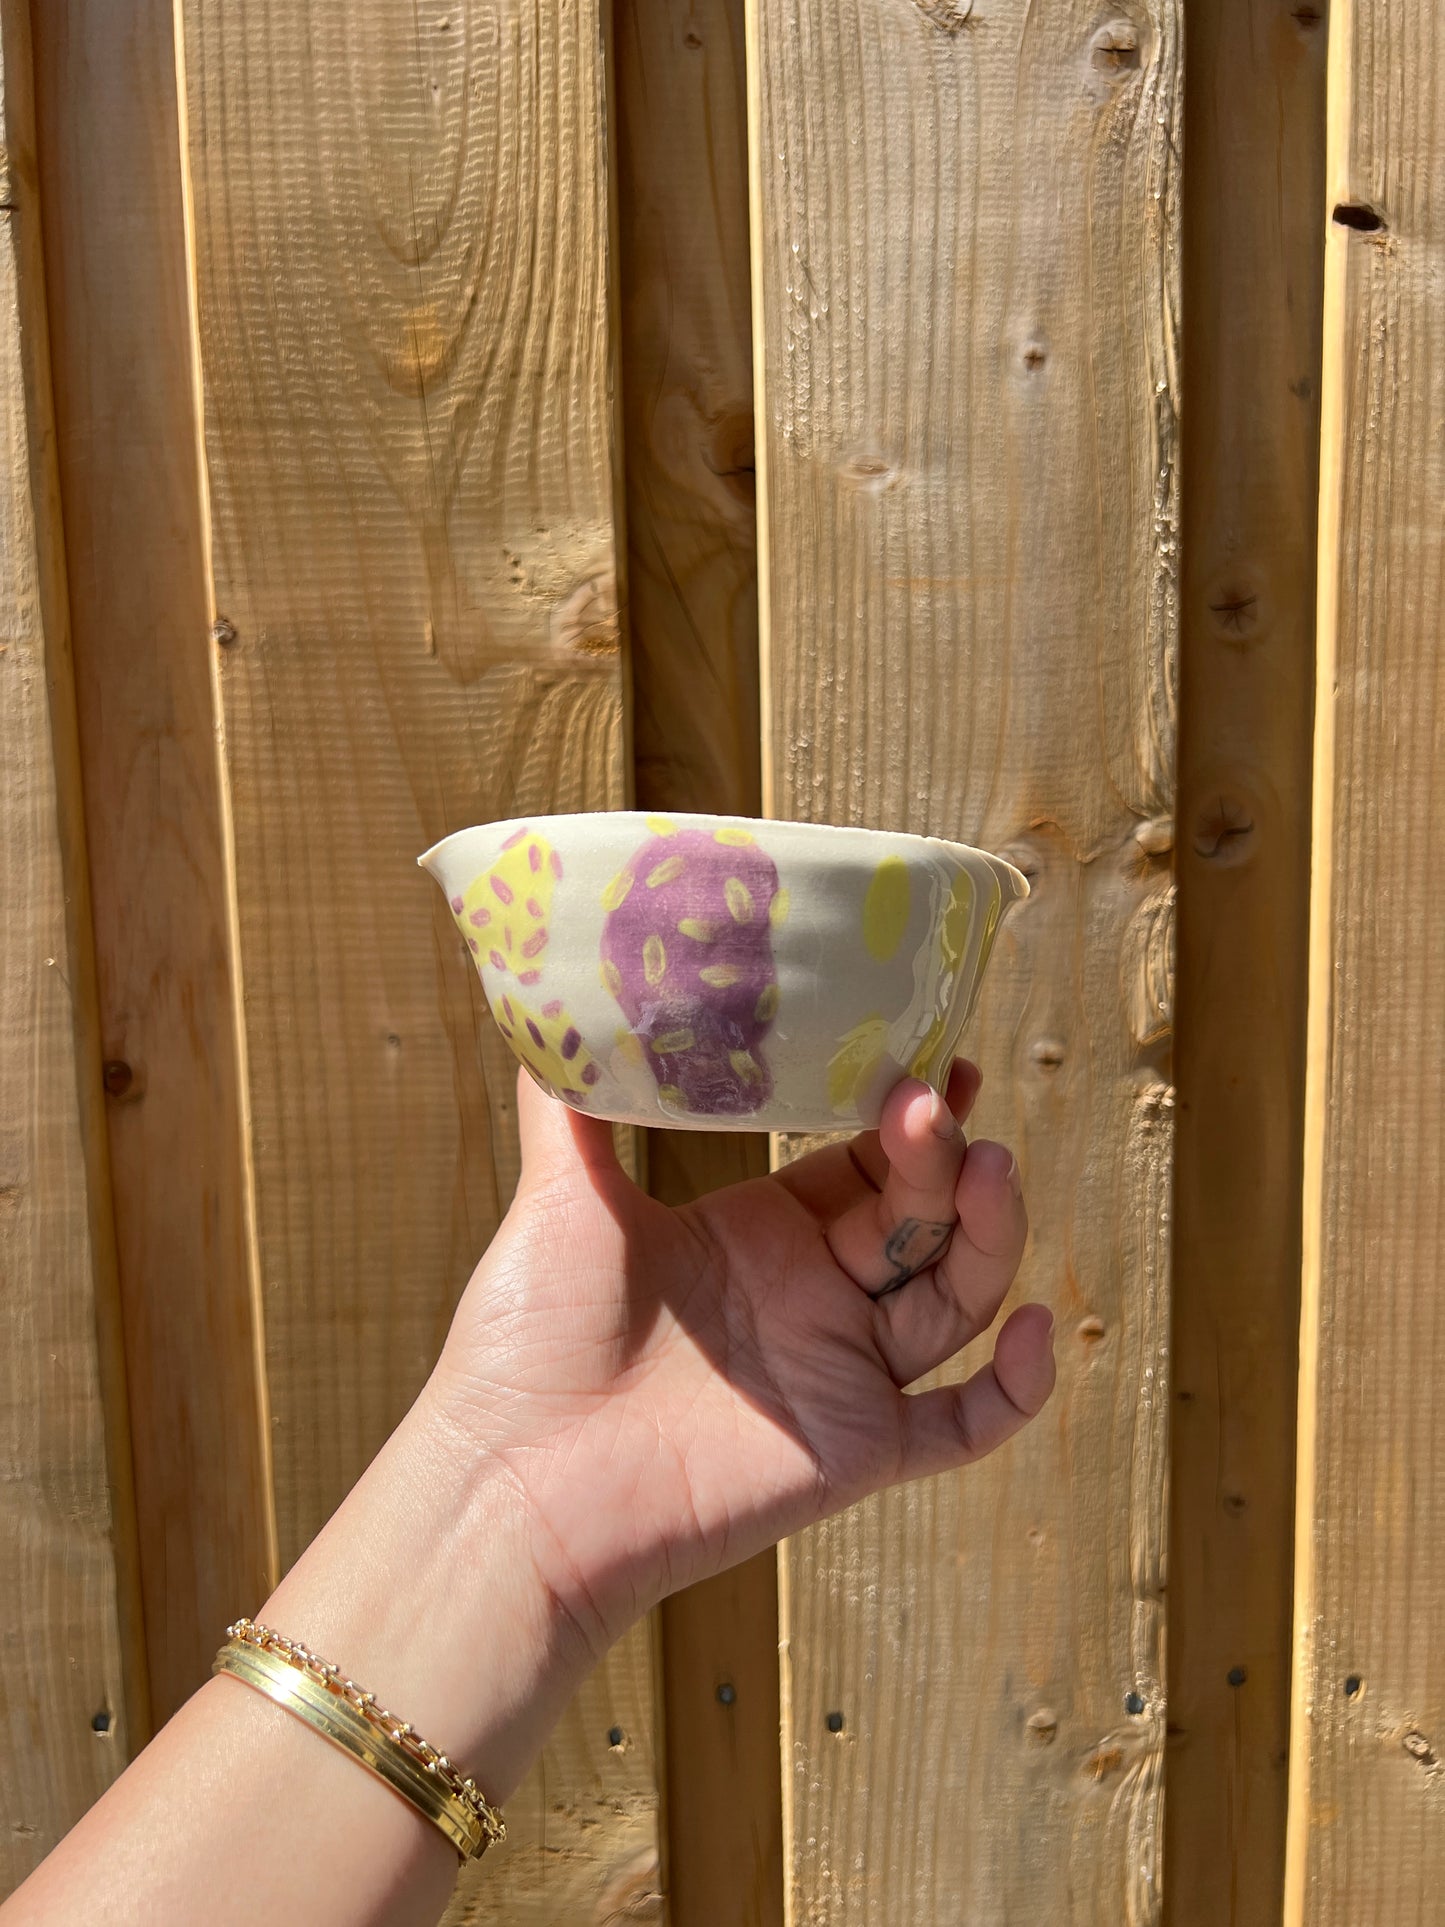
[420,811,1028,1134]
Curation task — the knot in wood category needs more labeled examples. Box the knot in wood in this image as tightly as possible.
[1208,587,1261,640]
[1090,18,1142,73]
[911,0,974,33]
[102,1059,134,1098]
[1192,797,1255,865]
[1026,1707,1058,1744]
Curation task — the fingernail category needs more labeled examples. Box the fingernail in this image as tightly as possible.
[928,1090,959,1140]
[1006,1155,1023,1196]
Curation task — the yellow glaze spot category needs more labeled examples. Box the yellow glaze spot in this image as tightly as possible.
[457,832,557,971]
[646,855,685,888]
[862,855,911,962]
[651,1027,697,1054]
[940,868,974,970]
[657,1084,688,1111]
[725,877,755,923]
[828,1015,890,1114]
[698,963,741,988]
[601,959,623,998]
[729,1049,763,1084]
[646,815,678,837]
[755,983,780,1023]
[769,887,791,928]
[643,934,667,986]
[972,885,1002,985]
[678,917,718,942]
[602,868,635,911]
[909,1016,948,1083]
[614,1028,645,1067]
[503,997,595,1098]
[714,826,755,846]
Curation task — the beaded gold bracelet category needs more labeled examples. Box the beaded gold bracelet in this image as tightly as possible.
[213,1619,505,1862]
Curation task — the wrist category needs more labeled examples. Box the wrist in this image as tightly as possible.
[256,1387,597,1802]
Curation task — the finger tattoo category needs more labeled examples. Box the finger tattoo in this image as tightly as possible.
[869,1217,956,1298]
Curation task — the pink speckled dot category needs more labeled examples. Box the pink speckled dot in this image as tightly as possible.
[450,895,464,914]
[469,906,491,927]
[526,897,543,918]
[542,999,563,1019]
[529,842,543,873]
[517,968,542,986]
[467,936,479,953]
[581,1062,600,1086]
[489,949,506,971]
[502,828,529,850]
[549,850,563,879]
[491,875,514,906]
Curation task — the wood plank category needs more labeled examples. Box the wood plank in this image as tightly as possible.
[173,2,661,1917]
[0,0,144,1887]
[30,0,275,1726]
[1163,4,1325,1919]
[1286,3,1445,1919]
[613,1,782,1920]
[749,0,1181,1917]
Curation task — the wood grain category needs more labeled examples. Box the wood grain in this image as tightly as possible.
[614,1,782,1919]
[173,2,660,1916]
[1164,3,1325,1919]
[0,0,144,1887]
[749,0,1181,1917]
[1287,2,1445,1919]
[31,0,275,1725]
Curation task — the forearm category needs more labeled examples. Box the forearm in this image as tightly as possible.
[4,1389,604,1927]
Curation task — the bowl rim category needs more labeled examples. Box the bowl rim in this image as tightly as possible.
[419,810,1030,900]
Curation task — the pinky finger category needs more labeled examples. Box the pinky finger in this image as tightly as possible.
[899,1303,1055,1480]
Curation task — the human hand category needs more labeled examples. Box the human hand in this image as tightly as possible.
[427,1062,1055,1657]
[6,1062,1056,1926]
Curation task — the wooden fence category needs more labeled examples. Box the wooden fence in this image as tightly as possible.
[2,0,1440,1920]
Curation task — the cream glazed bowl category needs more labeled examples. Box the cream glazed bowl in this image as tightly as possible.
[420,811,1028,1135]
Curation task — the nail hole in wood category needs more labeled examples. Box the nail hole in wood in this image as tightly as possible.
[1332,202,1385,233]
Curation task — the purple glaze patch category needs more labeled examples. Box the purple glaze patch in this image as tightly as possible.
[599,828,780,1116]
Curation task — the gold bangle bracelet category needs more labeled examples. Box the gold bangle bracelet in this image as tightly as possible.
[213,1620,505,1862]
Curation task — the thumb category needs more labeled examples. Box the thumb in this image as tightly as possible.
[515,1063,623,1192]
[898,1302,1055,1482]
